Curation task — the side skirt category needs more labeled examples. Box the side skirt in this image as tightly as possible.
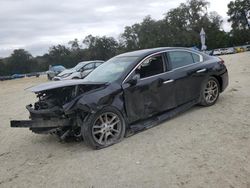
[126,99,198,136]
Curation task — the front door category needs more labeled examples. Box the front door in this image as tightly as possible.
[123,54,176,123]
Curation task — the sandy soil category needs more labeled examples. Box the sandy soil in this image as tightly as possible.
[0,52,250,188]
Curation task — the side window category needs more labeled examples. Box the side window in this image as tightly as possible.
[84,63,95,70]
[95,62,102,67]
[135,55,164,79]
[168,51,194,69]
[192,53,201,63]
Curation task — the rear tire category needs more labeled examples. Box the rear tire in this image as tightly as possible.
[199,77,220,106]
[81,106,126,149]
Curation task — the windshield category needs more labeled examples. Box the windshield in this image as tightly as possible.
[50,66,65,71]
[84,56,138,83]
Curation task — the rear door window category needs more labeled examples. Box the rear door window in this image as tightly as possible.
[167,51,195,69]
[84,63,95,70]
[95,62,103,67]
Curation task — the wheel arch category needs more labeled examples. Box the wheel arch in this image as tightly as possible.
[69,83,129,124]
[211,75,223,92]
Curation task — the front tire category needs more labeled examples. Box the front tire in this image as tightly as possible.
[81,107,126,149]
[199,77,220,106]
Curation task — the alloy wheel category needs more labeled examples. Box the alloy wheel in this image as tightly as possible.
[92,112,122,146]
[204,79,219,104]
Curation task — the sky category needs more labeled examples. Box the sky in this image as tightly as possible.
[0,0,232,57]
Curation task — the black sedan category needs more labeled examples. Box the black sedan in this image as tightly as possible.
[11,47,228,149]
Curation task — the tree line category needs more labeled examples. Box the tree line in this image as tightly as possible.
[0,0,249,76]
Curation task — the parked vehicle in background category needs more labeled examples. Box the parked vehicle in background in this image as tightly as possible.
[0,76,12,81]
[46,65,66,80]
[245,45,250,51]
[204,50,212,55]
[11,74,25,79]
[212,49,222,56]
[235,47,245,53]
[26,72,40,77]
[11,47,228,149]
[220,48,235,55]
[53,60,104,81]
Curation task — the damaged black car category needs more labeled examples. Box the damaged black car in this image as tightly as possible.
[11,47,229,149]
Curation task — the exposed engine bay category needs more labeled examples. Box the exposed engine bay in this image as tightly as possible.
[11,81,107,141]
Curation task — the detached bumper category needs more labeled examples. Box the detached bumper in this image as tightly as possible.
[10,118,70,128]
[10,103,71,134]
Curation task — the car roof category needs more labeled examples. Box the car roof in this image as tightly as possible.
[53,65,65,68]
[77,60,104,65]
[116,47,199,58]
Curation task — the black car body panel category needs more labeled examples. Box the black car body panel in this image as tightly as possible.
[11,47,229,141]
[27,79,106,93]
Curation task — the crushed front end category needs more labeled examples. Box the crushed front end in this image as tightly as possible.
[10,81,106,141]
[11,86,81,140]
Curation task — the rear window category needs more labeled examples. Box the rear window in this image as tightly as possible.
[51,66,65,71]
[95,62,103,67]
[192,53,201,63]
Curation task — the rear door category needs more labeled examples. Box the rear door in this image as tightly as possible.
[166,50,207,105]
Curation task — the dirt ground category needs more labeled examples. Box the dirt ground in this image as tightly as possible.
[0,52,250,188]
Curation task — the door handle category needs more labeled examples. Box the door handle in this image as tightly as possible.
[163,79,174,84]
[196,68,207,73]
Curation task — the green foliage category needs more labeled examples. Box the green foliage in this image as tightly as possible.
[227,0,250,30]
[83,35,119,60]
[0,0,249,76]
[120,0,229,51]
[0,49,39,76]
[227,0,250,45]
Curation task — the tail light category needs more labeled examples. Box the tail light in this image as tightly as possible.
[218,57,224,64]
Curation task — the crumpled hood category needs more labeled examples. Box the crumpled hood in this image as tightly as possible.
[26,80,106,93]
[57,69,75,76]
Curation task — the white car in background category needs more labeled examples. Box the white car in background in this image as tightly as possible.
[53,60,104,81]
[221,48,235,55]
[212,48,235,56]
[212,49,222,56]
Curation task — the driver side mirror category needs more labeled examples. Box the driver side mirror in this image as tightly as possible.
[127,74,140,85]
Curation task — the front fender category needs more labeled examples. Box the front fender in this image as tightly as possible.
[63,83,125,115]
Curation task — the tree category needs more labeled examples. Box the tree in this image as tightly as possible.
[48,45,73,67]
[83,35,119,60]
[68,39,85,63]
[1,0,249,76]
[227,0,250,45]
[7,49,38,74]
[121,24,140,51]
[120,0,228,50]
[69,38,81,51]
[227,0,250,30]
